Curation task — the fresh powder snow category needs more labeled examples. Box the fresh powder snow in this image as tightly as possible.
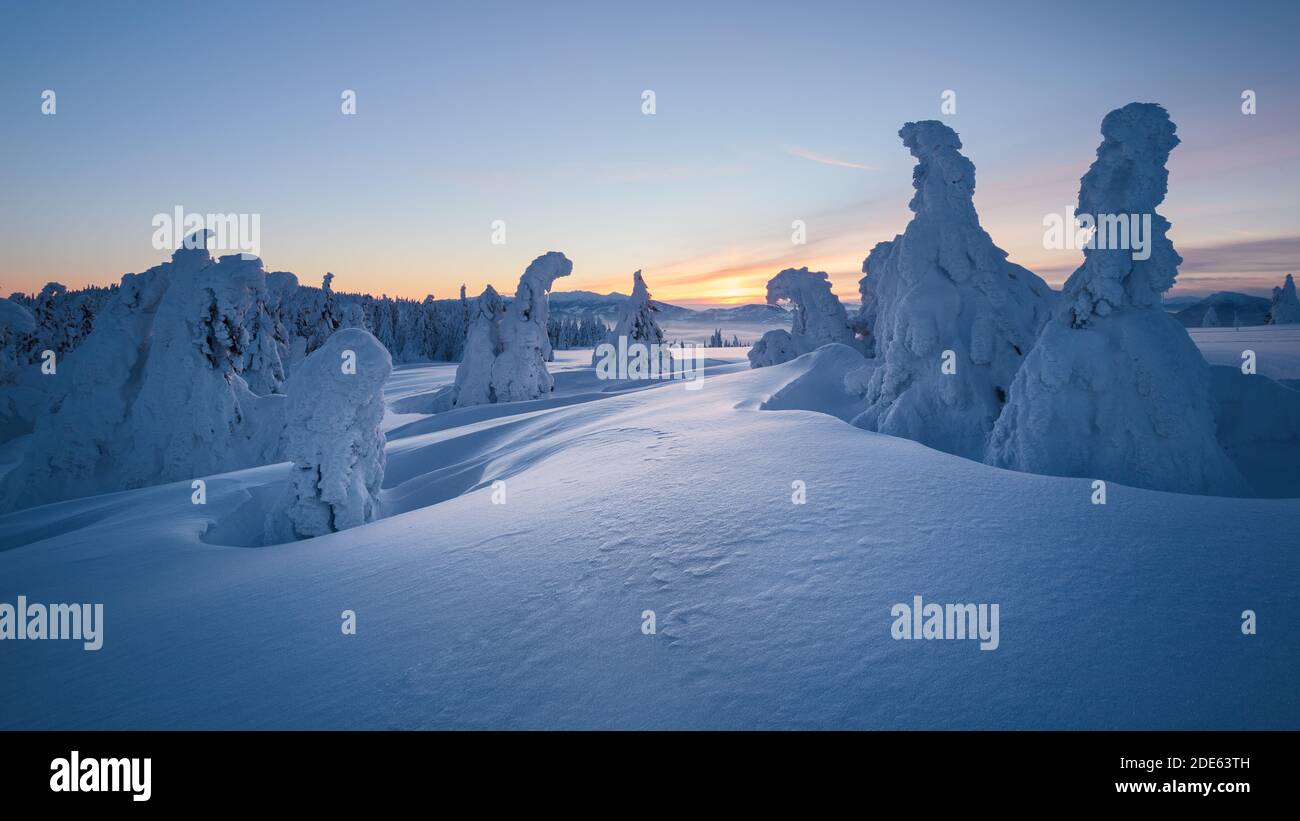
[1,343,1296,729]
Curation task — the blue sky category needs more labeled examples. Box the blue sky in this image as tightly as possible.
[2,0,1297,305]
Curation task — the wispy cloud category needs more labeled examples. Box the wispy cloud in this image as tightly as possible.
[1178,235,1300,276]
[782,145,874,171]
[1015,235,1300,295]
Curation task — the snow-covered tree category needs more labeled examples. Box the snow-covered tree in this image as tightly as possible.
[0,298,35,384]
[452,284,504,407]
[1267,274,1300,325]
[491,251,572,401]
[113,249,286,487]
[265,271,300,375]
[0,239,286,512]
[239,261,290,396]
[430,293,466,361]
[31,283,72,355]
[371,296,397,352]
[987,103,1246,495]
[303,272,339,354]
[0,298,38,445]
[339,300,368,330]
[748,267,862,368]
[578,314,608,347]
[1202,304,1220,327]
[748,328,798,367]
[400,296,434,361]
[265,328,391,542]
[592,270,665,365]
[844,121,1054,460]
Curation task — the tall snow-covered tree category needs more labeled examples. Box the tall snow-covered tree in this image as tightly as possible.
[265,271,300,376]
[491,252,572,401]
[592,270,665,365]
[239,261,290,396]
[987,103,1246,495]
[453,285,505,407]
[844,121,1053,460]
[304,272,340,354]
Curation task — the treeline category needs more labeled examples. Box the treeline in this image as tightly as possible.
[708,328,748,347]
[8,278,610,367]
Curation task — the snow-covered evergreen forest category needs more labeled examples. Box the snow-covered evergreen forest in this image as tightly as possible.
[5,276,610,375]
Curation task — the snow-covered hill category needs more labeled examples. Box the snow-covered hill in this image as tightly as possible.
[1174,291,1272,327]
[1162,295,1202,312]
[2,334,1297,729]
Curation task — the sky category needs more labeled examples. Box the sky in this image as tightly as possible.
[2,0,1298,307]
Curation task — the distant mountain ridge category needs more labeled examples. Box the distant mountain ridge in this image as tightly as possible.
[547,290,789,323]
[1173,291,1272,327]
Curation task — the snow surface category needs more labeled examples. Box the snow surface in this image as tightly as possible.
[1189,325,1300,382]
[1,339,1296,730]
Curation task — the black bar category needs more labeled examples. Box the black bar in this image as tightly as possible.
[1,731,1285,806]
